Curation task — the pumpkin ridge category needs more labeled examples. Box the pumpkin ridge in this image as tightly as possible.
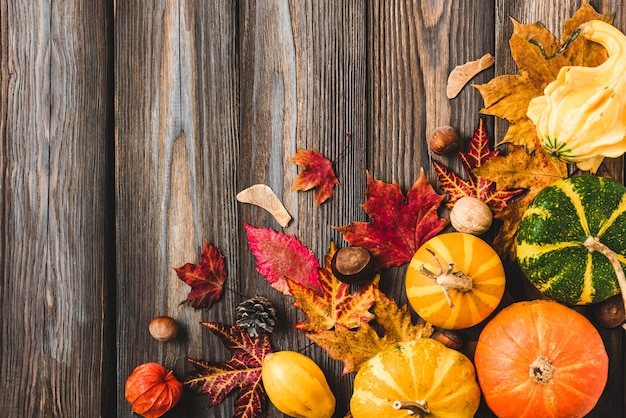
[578,251,596,303]
[557,180,591,235]
[596,192,626,236]
[378,348,414,401]
[468,253,501,277]
[479,332,534,366]
[516,241,579,264]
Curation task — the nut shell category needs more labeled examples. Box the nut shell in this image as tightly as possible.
[149,316,180,342]
[450,196,492,235]
[594,295,625,328]
[428,126,459,155]
[331,247,375,284]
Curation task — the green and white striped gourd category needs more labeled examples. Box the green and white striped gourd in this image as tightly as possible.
[516,175,626,305]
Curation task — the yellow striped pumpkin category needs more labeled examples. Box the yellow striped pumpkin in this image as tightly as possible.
[350,338,480,418]
[405,232,506,329]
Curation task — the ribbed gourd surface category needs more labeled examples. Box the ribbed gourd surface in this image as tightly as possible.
[517,175,626,304]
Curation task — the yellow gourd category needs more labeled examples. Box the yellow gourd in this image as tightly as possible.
[350,338,480,418]
[527,20,626,172]
[261,351,335,418]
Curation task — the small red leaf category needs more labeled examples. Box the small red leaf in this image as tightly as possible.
[184,323,273,418]
[434,118,525,211]
[291,148,340,206]
[244,223,321,295]
[175,242,226,310]
[335,168,448,270]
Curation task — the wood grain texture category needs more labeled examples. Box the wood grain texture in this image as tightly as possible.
[1,0,625,417]
[239,1,367,416]
[115,1,241,416]
[0,0,110,416]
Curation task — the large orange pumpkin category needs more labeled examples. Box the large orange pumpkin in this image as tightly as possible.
[125,362,183,418]
[474,300,608,418]
[405,232,506,329]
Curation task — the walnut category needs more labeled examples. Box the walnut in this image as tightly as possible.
[450,196,493,235]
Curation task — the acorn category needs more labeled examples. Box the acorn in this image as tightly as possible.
[428,126,459,155]
[149,316,180,342]
[330,246,375,284]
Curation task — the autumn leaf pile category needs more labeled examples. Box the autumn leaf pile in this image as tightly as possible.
[164,2,620,417]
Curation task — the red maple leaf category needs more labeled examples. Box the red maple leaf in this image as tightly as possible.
[184,323,273,418]
[334,168,448,270]
[244,223,321,295]
[433,118,525,211]
[175,242,226,309]
[288,243,379,332]
[291,148,340,206]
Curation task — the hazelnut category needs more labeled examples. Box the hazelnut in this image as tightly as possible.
[149,316,180,342]
[433,329,465,351]
[594,295,625,328]
[450,196,492,235]
[331,246,376,284]
[428,126,459,155]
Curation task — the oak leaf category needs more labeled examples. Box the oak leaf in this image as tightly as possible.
[175,242,226,310]
[307,292,433,374]
[291,148,340,206]
[335,168,448,270]
[473,136,567,260]
[434,118,524,211]
[244,223,321,295]
[474,2,610,150]
[288,243,378,332]
[184,323,273,418]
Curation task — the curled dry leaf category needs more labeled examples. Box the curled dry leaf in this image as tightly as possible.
[237,184,292,227]
[446,53,495,99]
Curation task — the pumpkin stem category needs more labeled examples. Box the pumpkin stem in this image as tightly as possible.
[583,236,626,324]
[529,356,554,384]
[419,249,473,309]
[393,400,431,416]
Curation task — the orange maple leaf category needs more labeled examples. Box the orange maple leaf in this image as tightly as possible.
[473,136,567,260]
[474,1,610,150]
[307,293,433,374]
[291,148,340,206]
[288,243,379,332]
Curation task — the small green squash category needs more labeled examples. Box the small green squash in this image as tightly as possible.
[516,175,626,305]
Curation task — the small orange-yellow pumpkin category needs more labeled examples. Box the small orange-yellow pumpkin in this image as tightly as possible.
[405,232,505,329]
[350,338,480,418]
[261,351,335,418]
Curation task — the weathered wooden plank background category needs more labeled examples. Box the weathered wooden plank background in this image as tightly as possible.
[1,0,625,416]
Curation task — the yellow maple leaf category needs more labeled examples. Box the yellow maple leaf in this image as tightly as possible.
[474,1,611,149]
[307,293,433,374]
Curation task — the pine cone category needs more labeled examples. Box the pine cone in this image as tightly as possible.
[236,296,277,338]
